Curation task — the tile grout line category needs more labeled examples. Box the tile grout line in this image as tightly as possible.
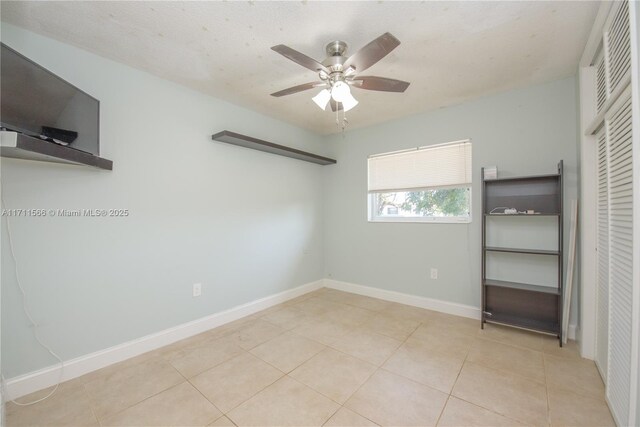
[463,355,548,386]
[94,374,184,423]
[434,329,473,426]
[543,352,552,427]
[332,315,423,425]
[442,323,564,426]
[94,340,244,425]
[451,363,542,424]
[202,352,287,418]
[100,358,206,424]
[320,402,343,426]
[187,349,285,419]
[448,334,550,426]
[449,394,535,426]
[278,375,369,425]
[221,372,284,420]
[248,296,403,425]
[175,358,230,425]
[80,382,103,427]
[284,323,389,407]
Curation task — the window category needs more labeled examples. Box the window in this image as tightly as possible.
[367,140,472,223]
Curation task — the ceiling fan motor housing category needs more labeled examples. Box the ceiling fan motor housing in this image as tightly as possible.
[325,40,348,57]
[321,41,349,82]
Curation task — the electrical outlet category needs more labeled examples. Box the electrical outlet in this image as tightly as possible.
[193,283,202,297]
[430,268,438,280]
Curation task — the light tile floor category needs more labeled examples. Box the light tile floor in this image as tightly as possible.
[6,288,615,426]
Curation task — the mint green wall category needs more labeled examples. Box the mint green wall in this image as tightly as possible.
[0,24,328,379]
[323,77,579,326]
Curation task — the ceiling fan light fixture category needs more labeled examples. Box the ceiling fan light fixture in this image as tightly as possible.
[341,92,359,112]
[330,81,351,102]
[312,89,331,110]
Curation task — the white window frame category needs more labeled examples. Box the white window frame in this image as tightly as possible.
[367,140,472,224]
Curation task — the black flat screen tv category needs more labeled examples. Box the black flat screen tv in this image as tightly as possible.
[0,43,99,155]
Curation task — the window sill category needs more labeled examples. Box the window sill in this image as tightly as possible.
[368,217,472,224]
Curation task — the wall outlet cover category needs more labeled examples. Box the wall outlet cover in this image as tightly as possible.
[430,268,438,279]
[193,283,202,297]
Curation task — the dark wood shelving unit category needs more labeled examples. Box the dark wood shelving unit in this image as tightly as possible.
[211,130,336,166]
[481,161,564,345]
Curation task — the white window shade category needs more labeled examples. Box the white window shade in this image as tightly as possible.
[368,140,472,193]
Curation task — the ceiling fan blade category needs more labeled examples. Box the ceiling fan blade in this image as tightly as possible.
[343,33,400,73]
[350,76,410,93]
[270,82,325,97]
[330,99,344,112]
[271,45,328,73]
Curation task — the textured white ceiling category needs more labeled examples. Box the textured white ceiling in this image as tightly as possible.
[1,1,599,135]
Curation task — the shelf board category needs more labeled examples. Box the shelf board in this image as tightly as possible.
[484,311,559,335]
[484,213,560,217]
[1,131,112,170]
[483,173,560,183]
[484,246,560,256]
[484,279,560,295]
[211,130,336,166]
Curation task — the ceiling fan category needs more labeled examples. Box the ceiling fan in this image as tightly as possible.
[270,32,410,113]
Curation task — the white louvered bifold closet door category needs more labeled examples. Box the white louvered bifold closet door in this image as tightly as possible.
[590,1,635,424]
[596,129,609,379]
[606,95,634,426]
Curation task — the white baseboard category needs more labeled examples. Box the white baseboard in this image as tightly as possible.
[568,324,578,342]
[323,279,578,340]
[4,280,323,400]
[323,279,481,320]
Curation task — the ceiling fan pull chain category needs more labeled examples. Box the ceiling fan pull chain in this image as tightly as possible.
[342,107,348,133]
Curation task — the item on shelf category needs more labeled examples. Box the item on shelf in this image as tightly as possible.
[489,207,519,214]
[483,166,498,180]
[38,135,69,146]
[41,126,78,144]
